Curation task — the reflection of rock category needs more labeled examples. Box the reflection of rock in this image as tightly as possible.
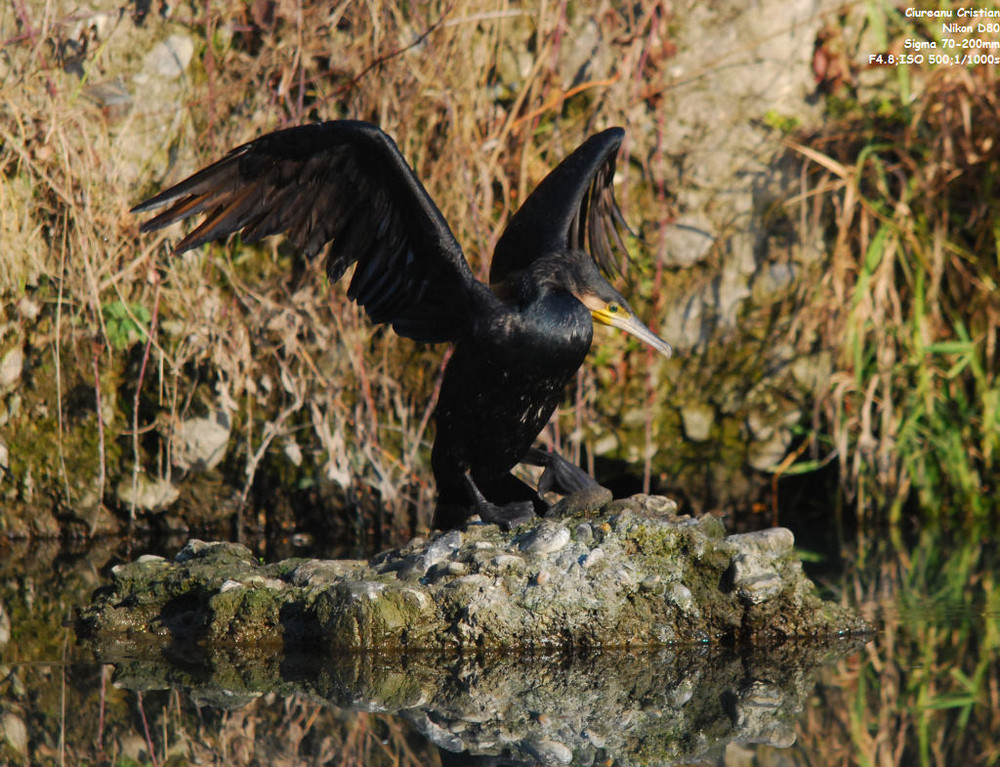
[724,679,797,749]
[78,494,866,651]
[92,634,864,766]
[81,497,869,764]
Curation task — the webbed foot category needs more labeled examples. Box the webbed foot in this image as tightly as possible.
[462,471,536,530]
[524,447,601,496]
[476,499,536,530]
[431,469,541,530]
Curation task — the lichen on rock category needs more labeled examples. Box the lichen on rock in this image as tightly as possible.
[77,493,867,651]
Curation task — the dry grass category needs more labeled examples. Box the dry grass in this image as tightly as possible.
[4,0,992,541]
[785,58,1000,532]
[0,0,678,539]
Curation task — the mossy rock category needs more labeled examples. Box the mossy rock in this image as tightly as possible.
[78,493,868,651]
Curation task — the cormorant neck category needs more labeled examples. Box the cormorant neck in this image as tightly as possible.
[493,253,580,307]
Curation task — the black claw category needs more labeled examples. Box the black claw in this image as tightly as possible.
[477,500,536,531]
[525,447,599,496]
[461,470,537,530]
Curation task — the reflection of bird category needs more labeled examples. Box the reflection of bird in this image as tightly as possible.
[133,121,671,529]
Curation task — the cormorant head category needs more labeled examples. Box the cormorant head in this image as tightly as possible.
[522,250,673,358]
[575,282,673,359]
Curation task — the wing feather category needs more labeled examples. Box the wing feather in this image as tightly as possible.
[133,120,489,343]
[489,127,634,286]
[174,181,265,252]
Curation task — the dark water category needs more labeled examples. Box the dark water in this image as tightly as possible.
[1,535,996,766]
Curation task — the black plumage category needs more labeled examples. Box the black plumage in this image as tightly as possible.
[133,120,672,529]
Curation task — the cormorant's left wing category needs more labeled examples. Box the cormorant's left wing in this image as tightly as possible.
[489,127,632,286]
[133,120,487,343]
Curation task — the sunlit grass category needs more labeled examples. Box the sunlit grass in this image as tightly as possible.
[787,41,1000,532]
[2,0,996,540]
[0,0,678,540]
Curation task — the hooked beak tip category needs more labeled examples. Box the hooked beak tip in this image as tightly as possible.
[594,309,673,358]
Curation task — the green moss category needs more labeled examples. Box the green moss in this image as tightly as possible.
[315,581,429,650]
[207,585,285,643]
[3,335,124,526]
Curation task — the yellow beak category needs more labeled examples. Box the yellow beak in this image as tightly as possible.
[591,304,673,358]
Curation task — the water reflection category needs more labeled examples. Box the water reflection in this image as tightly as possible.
[87,638,860,765]
[1,536,997,765]
[796,534,1000,767]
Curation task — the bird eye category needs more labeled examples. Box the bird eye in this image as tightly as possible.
[607,302,621,313]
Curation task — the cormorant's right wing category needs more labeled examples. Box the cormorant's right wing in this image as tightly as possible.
[133,120,487,343]
[489,128,632,286]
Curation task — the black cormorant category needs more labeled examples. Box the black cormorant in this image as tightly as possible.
[133,121,672,529]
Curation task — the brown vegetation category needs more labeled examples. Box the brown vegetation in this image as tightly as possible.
[1,0,995,544]
[790,61,1000,533]
[1,0,679,542]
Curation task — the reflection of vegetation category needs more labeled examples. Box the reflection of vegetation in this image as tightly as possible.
[0,541,440,766]
[90,640,854,766]
[2,540,998,765]
[799,538,1000,766]
[4,660,443,766]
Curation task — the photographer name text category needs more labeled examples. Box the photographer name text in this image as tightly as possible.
[868,6,1000,67]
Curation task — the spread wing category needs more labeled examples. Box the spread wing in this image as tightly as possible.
[489,127,632,286]
[133,120,487,343]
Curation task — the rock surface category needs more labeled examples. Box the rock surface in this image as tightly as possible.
[77,494,866,650]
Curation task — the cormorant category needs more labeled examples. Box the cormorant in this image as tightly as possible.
[133,121,672,529]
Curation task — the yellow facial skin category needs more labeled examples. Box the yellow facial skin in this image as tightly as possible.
[581,295,673,358]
